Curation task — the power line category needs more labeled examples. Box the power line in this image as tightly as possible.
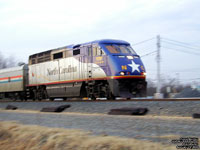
[162,37,200,48]
[132,37,156,46]
[148,67,200,72]
[140,50,157,57]
[162,46,200,56]
[162,39,200,52]
[179,78,200,81]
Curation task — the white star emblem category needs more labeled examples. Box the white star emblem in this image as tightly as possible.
[128,60,140,73]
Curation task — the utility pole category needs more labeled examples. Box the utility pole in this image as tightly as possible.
[156,35,161,93]
[155,35,163,98]
[176,73,179,87]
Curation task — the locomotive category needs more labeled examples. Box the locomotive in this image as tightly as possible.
[0,39,147,100]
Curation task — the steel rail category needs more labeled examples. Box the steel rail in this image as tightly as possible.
[1,98,200,103]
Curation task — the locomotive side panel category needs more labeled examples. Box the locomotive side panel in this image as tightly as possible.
[29,57,107,85]
[28,55,107,98]
[29,60,60,85]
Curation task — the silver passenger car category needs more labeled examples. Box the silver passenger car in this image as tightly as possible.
[0,64,28,98]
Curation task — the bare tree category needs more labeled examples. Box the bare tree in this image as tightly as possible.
[147,79,156,96]
[0,52,17,69]
[147,77,190,97]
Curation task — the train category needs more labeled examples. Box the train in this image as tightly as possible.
[0,39,147,100]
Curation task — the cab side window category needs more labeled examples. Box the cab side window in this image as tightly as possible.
[88,47,92,56]
[73,49,80,55]
[92,47,105,56]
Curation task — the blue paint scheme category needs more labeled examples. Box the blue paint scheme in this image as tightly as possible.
[91,39,130,45]
[65,39,130,49]
[11,79,23,82]
[0,81,9,84]
[84,39,145,77]
[106,56,142,76]
[71,39,146,77]
[0,79,22,84]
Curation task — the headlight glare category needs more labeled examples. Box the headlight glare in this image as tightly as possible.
[120,72,125,76]
[127,56,134,59]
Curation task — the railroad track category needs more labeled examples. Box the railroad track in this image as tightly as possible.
[1,98,200,102]
[1,97,200,117]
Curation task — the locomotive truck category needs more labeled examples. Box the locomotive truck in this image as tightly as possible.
[0,39,147,100]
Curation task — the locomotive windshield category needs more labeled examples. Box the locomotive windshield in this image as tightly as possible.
[105,44,136,54]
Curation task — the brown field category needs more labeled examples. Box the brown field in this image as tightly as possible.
[0,121,178,150]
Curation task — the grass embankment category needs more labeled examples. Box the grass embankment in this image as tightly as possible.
[0,121,177,150]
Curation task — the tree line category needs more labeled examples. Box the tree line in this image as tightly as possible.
[147,78,190,98]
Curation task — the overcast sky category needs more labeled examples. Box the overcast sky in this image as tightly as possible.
[0,0,200,85]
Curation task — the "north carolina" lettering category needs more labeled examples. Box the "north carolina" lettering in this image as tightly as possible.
[47,65,77,76]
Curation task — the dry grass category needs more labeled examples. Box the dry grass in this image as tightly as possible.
[0,121,178,150]
[151,134,181,140]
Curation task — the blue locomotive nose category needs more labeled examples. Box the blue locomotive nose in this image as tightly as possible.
[113,55,146,76]
[100,42,146,77]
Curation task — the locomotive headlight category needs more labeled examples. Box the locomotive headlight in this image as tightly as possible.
[141,72,147,76]
[127,56,134,59]
[120,72,125,76]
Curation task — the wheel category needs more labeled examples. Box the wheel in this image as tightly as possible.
[49,98,54,101]
[106,93,116,100]
[63,97,67,101]
[91,95,96,100]
[106,85,116,100]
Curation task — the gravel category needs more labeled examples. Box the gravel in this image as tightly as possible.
[0,110,199,144]
[0,100,200,117]
[0,100,200,145]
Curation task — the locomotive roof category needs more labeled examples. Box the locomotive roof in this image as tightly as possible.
[54,39,130,49]
[82,39,130,45]
[29,39,130,57]
[71,39,130,50]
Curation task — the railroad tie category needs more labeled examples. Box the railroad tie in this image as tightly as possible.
[192,113,200,119]
[40,105,71,113]
[108,107,149,116]
[5,105,18,110]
